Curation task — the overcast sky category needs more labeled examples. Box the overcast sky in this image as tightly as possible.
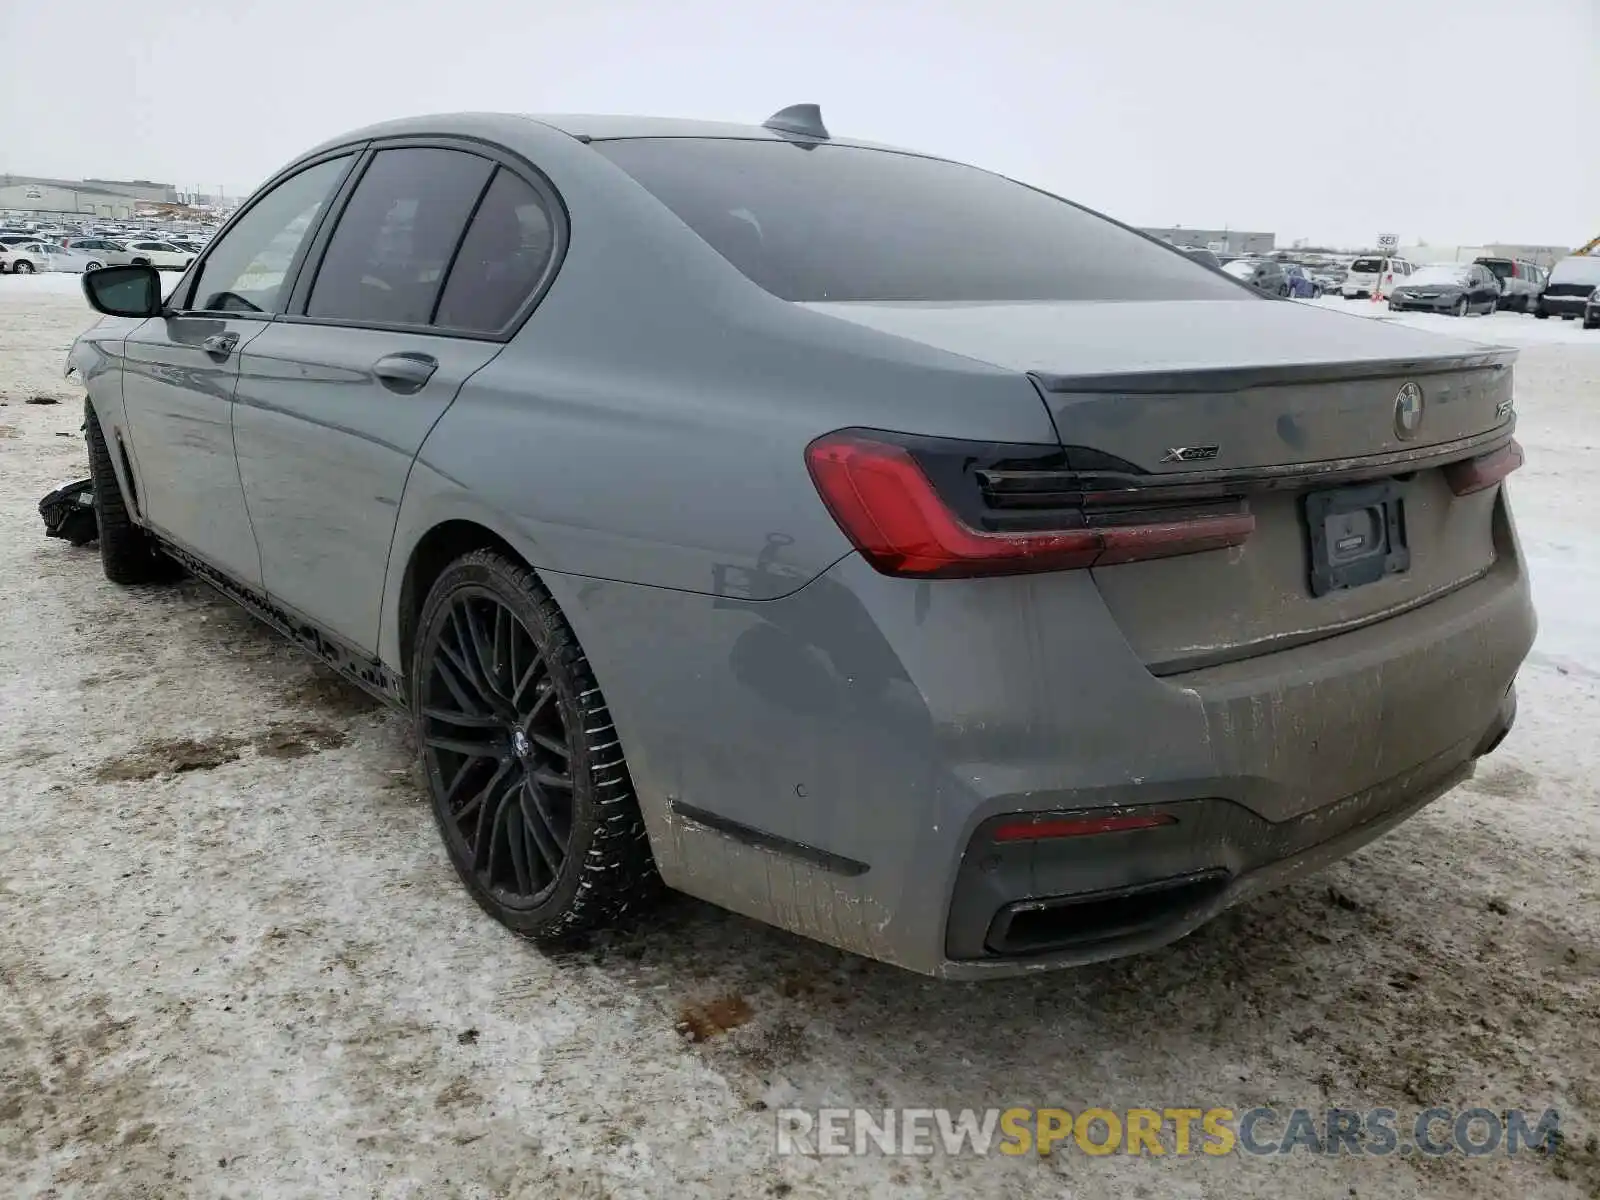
[3,0,1595,248]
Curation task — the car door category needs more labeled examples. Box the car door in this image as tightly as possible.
[232,144,560,653]
[1479,266,1498,308]
[116,153,357,586]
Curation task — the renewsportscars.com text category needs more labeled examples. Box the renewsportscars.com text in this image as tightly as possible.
[775,1106,1562,1158]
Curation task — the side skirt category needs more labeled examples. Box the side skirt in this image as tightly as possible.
[157,540,406,709]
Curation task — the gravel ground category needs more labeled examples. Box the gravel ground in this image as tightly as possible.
[1,274,1596,1199]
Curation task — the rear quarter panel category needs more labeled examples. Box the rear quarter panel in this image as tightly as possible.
[378,118,1059,670]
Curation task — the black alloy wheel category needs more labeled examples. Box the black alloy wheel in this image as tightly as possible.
[413,549,658,938]
[421,587,575,907]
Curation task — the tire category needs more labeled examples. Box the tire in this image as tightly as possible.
[84,403,175,584]
[412,549,659,940]
[12,260,33,274]
[84,260,103,271]
[1452,297,1468,318]
[1535,309,1549,320]
[131,257,149,267]
[1485,297,1497,315]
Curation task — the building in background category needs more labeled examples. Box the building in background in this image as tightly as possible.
[0,174,179,219]
[1140,227,1276,254]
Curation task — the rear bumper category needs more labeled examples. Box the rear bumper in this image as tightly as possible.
[548,493,1536,977]
[944,685,1515,972]
[1538,296,1589,317]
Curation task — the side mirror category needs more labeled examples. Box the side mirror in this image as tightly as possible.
[82,264,162,318]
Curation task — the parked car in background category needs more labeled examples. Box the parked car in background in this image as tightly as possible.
[1387,263,1501,316]
[63,238,126,267]
[1176,246,1223,270]
[0,233,44,249]
[1311,267,1344,293]
[68,108,1531,976]
[1342,255,1413,299]
[35,244,112,273]
[1221,257,1289,295]
[0,242,52,273]
[114,239,195,270]
[1474,257,1542,313]
[1535,256,1600,320]
[1283,264,1321,298]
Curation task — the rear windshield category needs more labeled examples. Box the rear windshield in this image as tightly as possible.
[1350,258,1385,274]
[1477,259,1514,279]
[594,138,1244,303]
[1549,257,1600,285]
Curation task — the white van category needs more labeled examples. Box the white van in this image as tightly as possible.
[1342,255,1413,299]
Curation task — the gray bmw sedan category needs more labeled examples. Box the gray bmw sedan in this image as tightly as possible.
[70,106,1532,977]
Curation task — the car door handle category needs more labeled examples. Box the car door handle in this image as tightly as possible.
[202,332,239,358]
[372,353,438,392]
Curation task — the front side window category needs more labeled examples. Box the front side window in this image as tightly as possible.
[594,138,1242,303]
[188,155,351,314]
[433,168,557,332]
[307,147,494,326]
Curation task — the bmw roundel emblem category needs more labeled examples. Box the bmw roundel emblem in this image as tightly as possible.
[1394,382,1424,440]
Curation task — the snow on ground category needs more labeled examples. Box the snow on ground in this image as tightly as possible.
[1300,292,1600,348]
[1,279,1597,1199]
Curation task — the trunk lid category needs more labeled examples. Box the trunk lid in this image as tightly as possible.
[804,298,1518,672]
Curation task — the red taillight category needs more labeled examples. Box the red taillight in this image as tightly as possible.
[804,431,1253,578]
[992,812,1177,842]
[1444,439,1523,496]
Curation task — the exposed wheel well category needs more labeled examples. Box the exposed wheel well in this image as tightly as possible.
[396,520,525,696]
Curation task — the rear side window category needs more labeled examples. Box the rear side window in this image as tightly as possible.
[189,155,352,314]
[594,138,1242,303]
[434,168,556,332]
[308,147,495,326]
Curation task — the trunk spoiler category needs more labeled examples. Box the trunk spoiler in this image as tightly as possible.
[1032,348,1517,395]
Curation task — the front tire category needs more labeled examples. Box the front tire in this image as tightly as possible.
[1452,297,1468,318]
[412,549,659,940]
[84,404,175,584]
[12,260,33,274]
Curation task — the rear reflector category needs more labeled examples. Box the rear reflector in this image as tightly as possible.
[1443,439,1523,496]
[991,812,1177,842]
[805,432,1253,578]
